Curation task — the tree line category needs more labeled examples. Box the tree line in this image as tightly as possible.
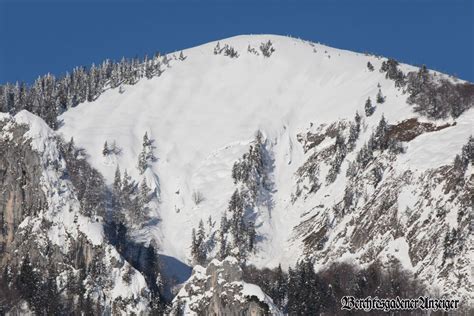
[0,52,172,128]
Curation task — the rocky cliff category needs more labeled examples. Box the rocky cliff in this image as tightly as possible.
[0,112,151,314]
[171,257,281,316]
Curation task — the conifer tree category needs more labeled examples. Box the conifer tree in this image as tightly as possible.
[191,228,199,263]
[247,221,256,251]
[367,61,374,71]
[273,264,288,309]
[376,89,385,104]
[197,220,206,245]
[348,112,361,151]
[139,178,151,206]
[260,40,275,57]
[218,215,229,260]
[138,132,156,174]
[365,97,375,116]
[102,141,109,156]
[67,137,75,153]
[17,254,40,308]
[195,220,208,265]
[213,42,221,55]
[112,166,122,208]
[326,133,347,184]
[373,115,389,150]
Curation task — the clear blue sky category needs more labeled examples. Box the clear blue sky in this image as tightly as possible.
[0,0,472,84]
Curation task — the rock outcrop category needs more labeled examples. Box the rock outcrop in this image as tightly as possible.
[0,112,151,314]
[171,257,281,315]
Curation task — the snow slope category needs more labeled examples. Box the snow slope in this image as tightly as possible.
[58,34,473,273]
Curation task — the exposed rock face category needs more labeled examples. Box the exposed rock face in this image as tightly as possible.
[0,112,150,314]
[387,118,454,142]
[292,117,473,303]
[0,121,46,262]
[171,257,281,315]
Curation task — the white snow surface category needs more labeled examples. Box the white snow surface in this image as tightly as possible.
[57,34,473,272]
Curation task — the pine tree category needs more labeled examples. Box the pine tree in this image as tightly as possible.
[213,42,222,55]
[354,110,361,126]
[365,97,375,116]
[273,264,288,309]
[260,40,275,57]
[231,162,239,184]
[179,51,186,61]
[461,136,473,168]
[17,254,40,309]
[113,166,122,193]
[223,45,239,58]
[376,89,385,104]
[229,189,245,247]
[138,151,148,174]
[356,143,374,169]
[348,112,361,151]
[139,178,151,206]
[326,133,347,184]
[138,132,156,174]
[367,61,374,71]
[219,215,229,260]
[197,220,206,247]
[191,220,207,265]
[122,170,133,194]
[373,115,389,150]
[287,266,301,314]
[102,141,109,156]
[247,221,256,251]
[143,132,150,147]
[43,265,61,314]
[67,137,75,153]
[112,166,122,213]
[191,228,199,263]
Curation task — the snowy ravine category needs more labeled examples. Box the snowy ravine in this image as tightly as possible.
[1,34,473,313]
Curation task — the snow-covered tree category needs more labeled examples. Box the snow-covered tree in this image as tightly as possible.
[376,89,385,104]
[367,61,374,71]
[347,112,361,151]
[260,40,275,57]
[326,133,347,184]
[102,141,109,156]
[372,115,389,150]
[247,45,259,55]
[213,42,222,55]
[380,58,405,87]
[365,97,375,116]
[191,220,207,265]
[112,166,122,209]
[223,45,239,58]
[138,132,157,174]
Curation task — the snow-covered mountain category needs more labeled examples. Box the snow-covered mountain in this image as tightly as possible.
[1,34,472,314]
